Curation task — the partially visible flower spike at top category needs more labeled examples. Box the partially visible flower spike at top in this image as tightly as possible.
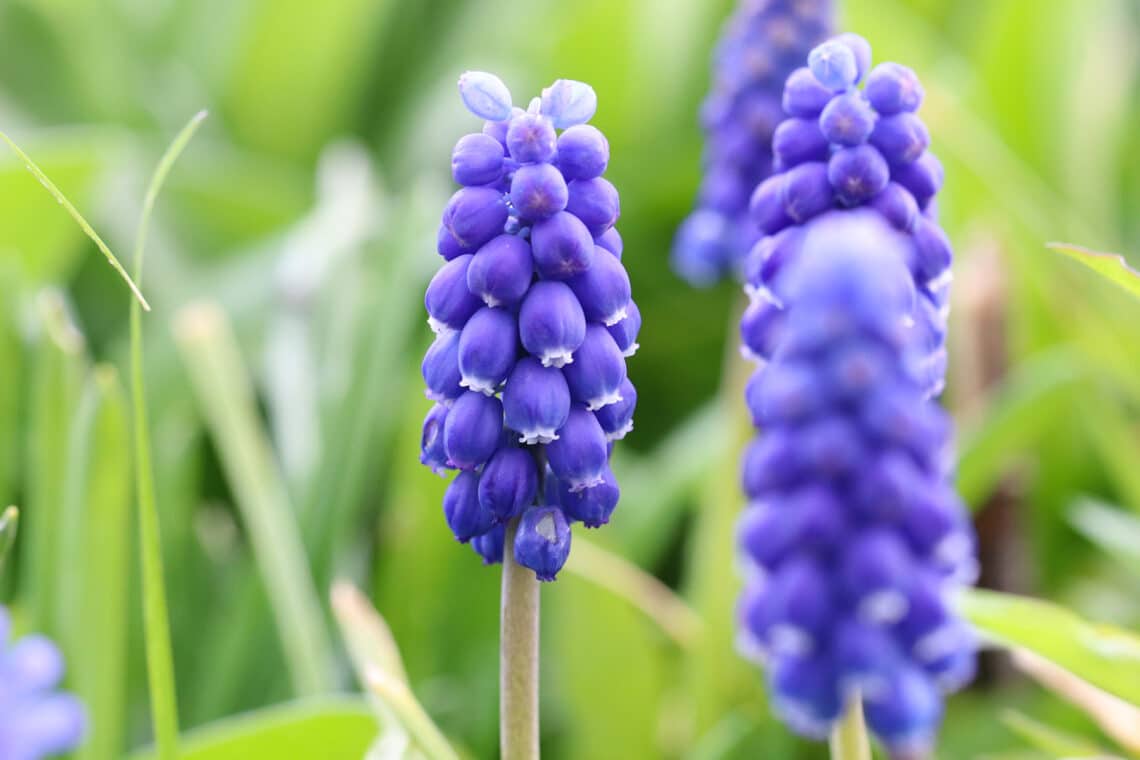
[421,71,639,582]
[742,34,950,400]
[672,0,834,286]
[736,213,976,754]
[0,607,86,760]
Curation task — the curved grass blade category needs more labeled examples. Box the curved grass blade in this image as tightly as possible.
[0,505,17,571]
[364,669,459,760]
[0,130,150,310]
[1049,242,1140,302]
[133,110,208,760]
[1000,709,1105,758]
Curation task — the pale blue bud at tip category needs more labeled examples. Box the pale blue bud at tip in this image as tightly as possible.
[808,39,858,92]
[540,79,598,129]
[458,71,513,121]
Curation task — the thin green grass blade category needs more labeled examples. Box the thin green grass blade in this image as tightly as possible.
[23,292,87,636]
[132,111,208,760]
[61,366,132,760]
[1000,710,1105,758]
[0,130,150,310]
[1048,242,1140,301]
[174,302,332,695]
[0,506,17,572]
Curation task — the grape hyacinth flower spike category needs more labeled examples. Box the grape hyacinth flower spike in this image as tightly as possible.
[425,70,638,579]
[673,0,835,285]
[0,607,86,760]
[736,213,976,756]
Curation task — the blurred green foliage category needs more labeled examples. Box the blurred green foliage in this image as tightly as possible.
[3,0,1140,758]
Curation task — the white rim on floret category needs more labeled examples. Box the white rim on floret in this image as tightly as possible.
[482,294,503,308]
[914,623,963,665]
[857,589,909,624]
[539,349,575,368]
[621,341,639,358]
[773,697,833,741]
[768,623,814,657]
[839,672,890,702]
[735,628,769,666]
[460,375,500,396]
[427,316,455,335]
[605,420,634,442]
[586,388,623,412]
[517,427,559,445]
[602,306,628,327]
[565,473,605,493]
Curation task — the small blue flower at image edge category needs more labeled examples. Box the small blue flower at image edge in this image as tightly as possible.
[0,606,86,760]
[420,71,640,582]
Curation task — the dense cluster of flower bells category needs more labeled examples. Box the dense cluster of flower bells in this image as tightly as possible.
[673,0,834,285]
[420,71,639,582]
[0,607,85,760]
[729,32,977,754]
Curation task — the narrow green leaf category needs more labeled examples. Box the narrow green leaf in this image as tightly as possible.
[175,302,333,695]
[958,589,1140,704]
[1049,242,1140,302]
[129,699,379,760]
[132,110,208,759]
[331,581,409,687]
[61,366,132,760]
[0,506,17,572]
[0,130,149,310]
[1001,710,1105,758]
[363,670,460,760]
[22,291,87,636]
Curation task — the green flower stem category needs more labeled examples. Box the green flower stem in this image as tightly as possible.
[500,516,540,760]
[830,695,872,760]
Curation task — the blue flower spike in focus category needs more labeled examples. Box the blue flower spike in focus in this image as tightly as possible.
[0,607,86,760]
[738,214,976,757]
[422,71,638,583]
[673,0,835,286]
[736,34,976,758]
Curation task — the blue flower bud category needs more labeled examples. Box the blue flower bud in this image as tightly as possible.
[869,181,919,232]
[458,71,513,121]
[567,246,632,326]
[783,67,834,118]
[741,432,801,499]
[506,111,557,164]
[869,112,929,166]
[531,211,595,279]
[864,62,924,115]
[593,377,636,441]
[893,151,942,212]
[773,118,830,170]
[510,162,568,221]
[556,125,609,181]
[770,655,842,739]
[840,530,913,623]
[502,358,571,445]
[819,92,877,147]
[437,223,472,260]
[425,254,482,333]
[467,234,533,307]
[562,324,627,411]
[746,361,824,427]
[808,40,857,92]
[765,557,835,656]
[836,33,872,83]
[782,161,834,223]
[458,306,518,394]
[558,465,619,527]
[565,177,620,236]
[740,297,784,361]
[483,107,524,145]
[443,470,496,541]
[452,132,506,186]
[471,523,506,564]
[828,144,890,206]
[546,407,608,491]
[595,226,623,258]
[672,210,735,286]
[606,300,640,357]
[443,390,503,470]
[478,446,539,523]
[422,330,463,403]
[540,79,597,128]
[442,186,509,251]
[513,506,572,581]
[420,403,451,476]
[863,667,942,755]
[750,175,792,236]
[518,280,587,367]
[832,620,901,695]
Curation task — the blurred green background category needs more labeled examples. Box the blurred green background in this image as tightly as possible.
[2,0,1140,758]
